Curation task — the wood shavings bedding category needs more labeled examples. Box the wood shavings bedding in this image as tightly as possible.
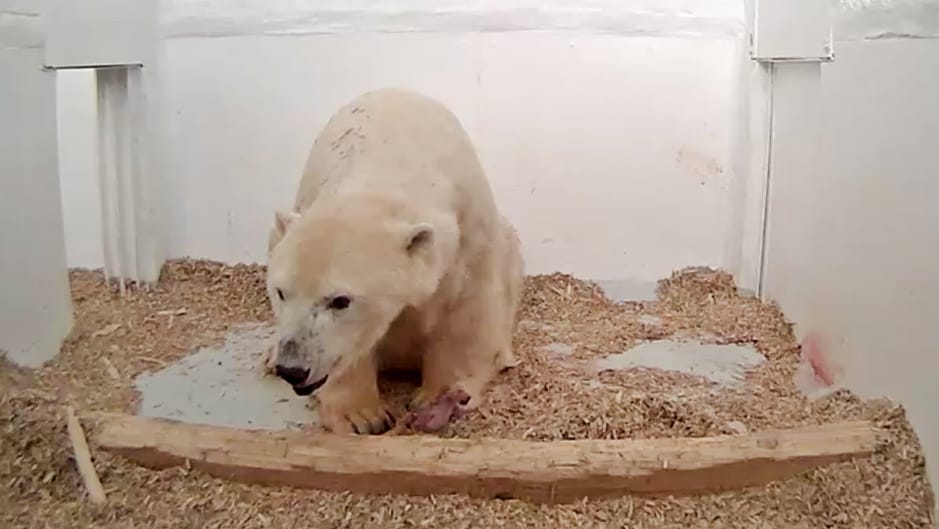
[0,260,933,528]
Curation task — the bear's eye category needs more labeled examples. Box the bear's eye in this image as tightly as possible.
[327,295,352,311]
[275,288,285,301]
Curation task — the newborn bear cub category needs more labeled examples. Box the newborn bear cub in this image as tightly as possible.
[263,88,524,434]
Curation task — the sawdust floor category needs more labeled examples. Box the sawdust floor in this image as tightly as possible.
[0,260,934,528]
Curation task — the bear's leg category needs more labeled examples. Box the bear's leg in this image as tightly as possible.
[496,221,524,372]
[314,354,395,435]
[410,358,492,414]
[409,289,505,413]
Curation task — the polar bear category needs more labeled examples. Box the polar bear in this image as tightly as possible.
[263,88,523,435]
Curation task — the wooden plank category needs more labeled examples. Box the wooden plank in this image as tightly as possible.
[66,406,107,504]
[84,412,880,503]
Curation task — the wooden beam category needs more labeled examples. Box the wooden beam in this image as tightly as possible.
[84,412,880,503]
[66,406,107,504]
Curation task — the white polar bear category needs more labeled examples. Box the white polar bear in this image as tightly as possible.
[263,88,523,435]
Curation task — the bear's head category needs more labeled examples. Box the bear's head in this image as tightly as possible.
[265,198,454,395]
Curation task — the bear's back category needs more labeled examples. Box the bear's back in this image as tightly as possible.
[293,88,496,222]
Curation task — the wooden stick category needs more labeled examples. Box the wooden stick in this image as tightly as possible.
[85,412,880,504]
[66,406,107,504]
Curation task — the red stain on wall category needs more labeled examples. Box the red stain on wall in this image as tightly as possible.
[801,331,835,386]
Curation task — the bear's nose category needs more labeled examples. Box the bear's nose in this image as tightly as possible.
[279,338,299,357]
[274,365,310,386]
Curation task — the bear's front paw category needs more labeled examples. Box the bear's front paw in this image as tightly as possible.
[318,400,396,435]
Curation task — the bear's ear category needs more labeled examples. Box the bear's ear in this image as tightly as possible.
[273,210,301,237]
[405,223,434,256]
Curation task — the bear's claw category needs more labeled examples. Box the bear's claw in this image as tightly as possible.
[349,406,396,435]
[320,402,396,435]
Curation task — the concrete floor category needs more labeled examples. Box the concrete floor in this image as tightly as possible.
[134,323,318,430]
[128,286,632,430]
[135,320,771,430]
[592,340,766,387]
[131,279,769,430]
[595,279,658,302]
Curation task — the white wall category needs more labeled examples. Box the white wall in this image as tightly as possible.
[57,69,104,270]
[818,34,939,449]
[158,33,739,280]
[55,0,746,290]
[758,0,939,514]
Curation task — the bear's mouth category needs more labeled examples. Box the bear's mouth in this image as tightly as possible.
[292,375,328,396]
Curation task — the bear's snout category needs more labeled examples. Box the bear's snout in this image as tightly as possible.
[274,364,310,386]
[274,336,331,395]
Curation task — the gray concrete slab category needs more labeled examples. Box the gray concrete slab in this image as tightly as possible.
[594,279,659,302]
[592,339,766,387]
[133,325,767,433]
[134,323,318,430]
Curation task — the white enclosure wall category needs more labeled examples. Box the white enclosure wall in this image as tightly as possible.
[56,0,746,298]
[759,0,939,516]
